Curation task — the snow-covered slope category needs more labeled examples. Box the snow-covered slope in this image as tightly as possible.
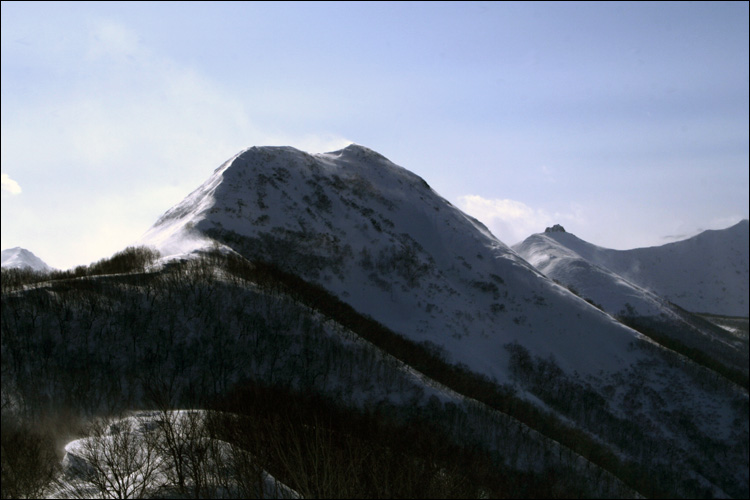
[1,247,54,272]
[516,222,749,317]
[135,144,748,496]
[513,226,669,318]
[513,225,748,378]
[138,144,642,383]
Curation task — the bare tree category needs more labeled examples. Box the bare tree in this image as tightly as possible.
[55,414,164,499]
[152,408,295,498]
[1,417,59,499]
[204,411,298,499]
[153,409,218,498]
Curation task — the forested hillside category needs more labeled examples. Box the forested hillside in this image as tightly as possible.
[2,247,747,498]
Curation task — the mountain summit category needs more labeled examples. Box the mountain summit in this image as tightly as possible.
[135,145,748,496]
[544,224,566,233]
[1,247,53,272]
[139,144,639,381]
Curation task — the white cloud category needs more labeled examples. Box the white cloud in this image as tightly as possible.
[86,19,141,61]
[456,194,583,246]
[1,173,22,195]
[2,19,352,176]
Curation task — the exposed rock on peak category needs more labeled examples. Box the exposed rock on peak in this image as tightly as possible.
[544,224,566,233]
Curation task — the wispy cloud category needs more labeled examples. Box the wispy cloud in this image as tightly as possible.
[661,232,693,242]
[456,194,583,246]
[86,19,141,61]
[661,215,747,242]
[1,18,350,269]
[1,173,21,195]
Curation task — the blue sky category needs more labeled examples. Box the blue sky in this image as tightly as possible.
[2,1,748,269]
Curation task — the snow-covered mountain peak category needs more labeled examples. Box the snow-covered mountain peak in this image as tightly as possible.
[523,228,609,267]
[329,142,388,161]
[1,246,54,272]
[139,144,657,382]
[516,220,749,317]
[140,144,492,263]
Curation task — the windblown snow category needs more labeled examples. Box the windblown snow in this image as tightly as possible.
[515,221,749,317]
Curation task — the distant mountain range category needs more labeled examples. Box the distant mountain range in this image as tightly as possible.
[514,221,748,317]
[513,222,749,385]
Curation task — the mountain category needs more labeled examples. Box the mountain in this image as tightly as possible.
[515,221,749,317]
[513,224,749,384]
[3,145,747,498]
[1,246,53,272]
[513,224,669,318]
[137,144,647,384]
[132,144,748,494]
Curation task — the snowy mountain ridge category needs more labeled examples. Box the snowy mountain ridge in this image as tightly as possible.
[516,221,749,317]
[513,230,670,318]
[513,225,749,381]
